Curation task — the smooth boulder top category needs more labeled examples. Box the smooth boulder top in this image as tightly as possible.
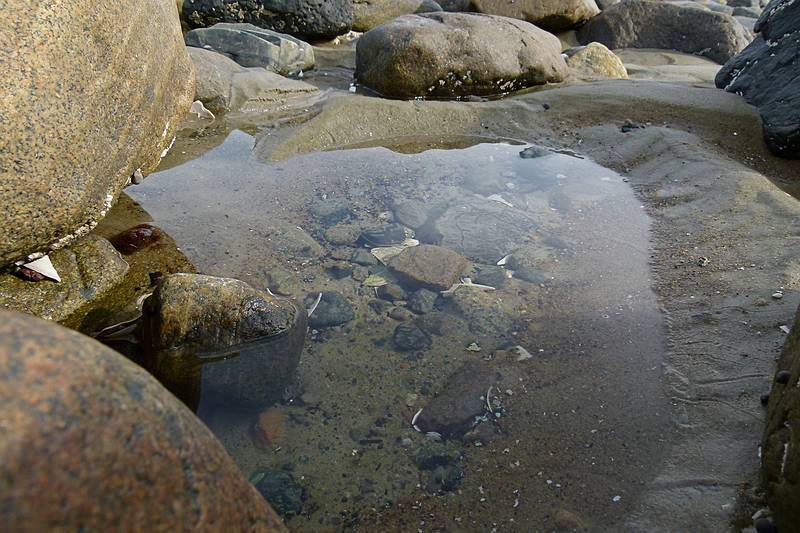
[182,0,353,40]
[716,0,800,158]
[0,310,286,532]
[577,0,752,64]
[0,0,194,267]
[356,12,568,98]
[352,0,443,31]
[463,0,600,31]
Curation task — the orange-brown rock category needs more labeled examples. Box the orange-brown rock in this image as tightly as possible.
[252,407,286,450]
[388,244,469,291]
[0,310,287,532]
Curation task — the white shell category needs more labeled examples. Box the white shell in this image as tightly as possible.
[23,255,61,282]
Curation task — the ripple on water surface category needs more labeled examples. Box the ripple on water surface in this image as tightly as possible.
[130,130,669,531]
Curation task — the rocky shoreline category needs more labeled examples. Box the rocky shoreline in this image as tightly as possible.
[2,0,800,532]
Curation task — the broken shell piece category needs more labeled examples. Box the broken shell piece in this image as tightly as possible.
[514,346,533,361]
[466,342,481,352]
[131,168,144,185]
[440,278,496,297]
[22,255,60,282]
[497,254,511,266]
[307,292,323,317]
[189,100,215,120]
[363,274,388,288]
[487,194,513,208]
[371,238,419,264]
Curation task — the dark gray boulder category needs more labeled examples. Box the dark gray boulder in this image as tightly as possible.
[356,12,568,98]
[715,0,800,158]
[182,0,353,40]
[577,0,752,64]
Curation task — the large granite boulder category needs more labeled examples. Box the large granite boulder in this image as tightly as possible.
[185,23,315,75]
[356,12,568,98]
[461,0,600,31]
[141,274,308,411]
[0,1,194,267]
[0,310,286,532]
[188,47,319,114]
[577,0,752,64]
[715,0,800,158]
[763,304,800,531]
[352,0,442,31]
[182,0,353,40]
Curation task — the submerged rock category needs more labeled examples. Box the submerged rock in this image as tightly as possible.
[250,468,307,518]
[388,244,469,291]
[0,236,129,322]
[464,0,600,31]
[182,0,353,40]
[355,12,567,98]
[185,23,315,75]
[142,274,307,410]
[762,304,800,532]
[189,47,319,114]
[577,0,751,64]
[353,0,442,31]
[393,323,433,351]
[715,0,800,158]
[0,310,286,532]
[305,291,355,328]
[408,288,439,314]
[0,0,194,266]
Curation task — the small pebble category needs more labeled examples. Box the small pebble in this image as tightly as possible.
[772,292,784,300]
[776,370,791,384]
[760,393,770,406]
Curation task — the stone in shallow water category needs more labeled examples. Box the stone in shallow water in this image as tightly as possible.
[305,291,355,328]
[393,323,433,351]
[250,468,307,518]
[357,223,407,247]
[355,12,567,98]
[0,310,286,532]
[408,288,439,314]
[389,244,469,291]
[141,273,307,410]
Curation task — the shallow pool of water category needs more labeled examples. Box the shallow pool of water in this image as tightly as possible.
[129,130,669,531]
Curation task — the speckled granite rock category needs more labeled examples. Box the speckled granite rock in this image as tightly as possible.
[465,0,600,31]
[142,274,307,410]
[762,304,800,532]
[566,42,629,80]
[0,236,129,322]
[0,1,194,266]
[352,0,442,31]
[0,310,287,532]
[182,0,353,40]
[356,12,568,98]
[577,0,752,64]
[388,244,469,291]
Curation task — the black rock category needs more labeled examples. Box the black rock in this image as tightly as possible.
[393,323,432,351]
[408,289,438,314]
[250,468,306,517]
[755,517,779,533]
[761,392,770,406]
[183,0,354,40]
[357,223,407,247]
[775,370,792,384]
[304,291,355,328]
[716,0,800,158]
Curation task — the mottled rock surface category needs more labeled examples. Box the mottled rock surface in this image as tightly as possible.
[353,0,442,31]
[0,1,194,266]
[356,12,568,98]
[142,274,307,409]
[577,0,752,64]
[0,236,129,322]
[567,42,629,80]
[762,304,800,532]
[0,310,286,532]
[182,0,353,39]
[465,0,600,31]
[716,0,800,158]
[389,244,469,291]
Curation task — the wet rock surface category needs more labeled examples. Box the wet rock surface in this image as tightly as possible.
[577,0,751,64]
[0,310,286,532]
[0,236,129,322]
[716,0,800,158]
[142,273,307,410]
[188,47,319,114]
[355,12,567,98]
[0,0,194,265]
[388,244,469,291]
[186,23,315,75]
[182,0,353,40]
